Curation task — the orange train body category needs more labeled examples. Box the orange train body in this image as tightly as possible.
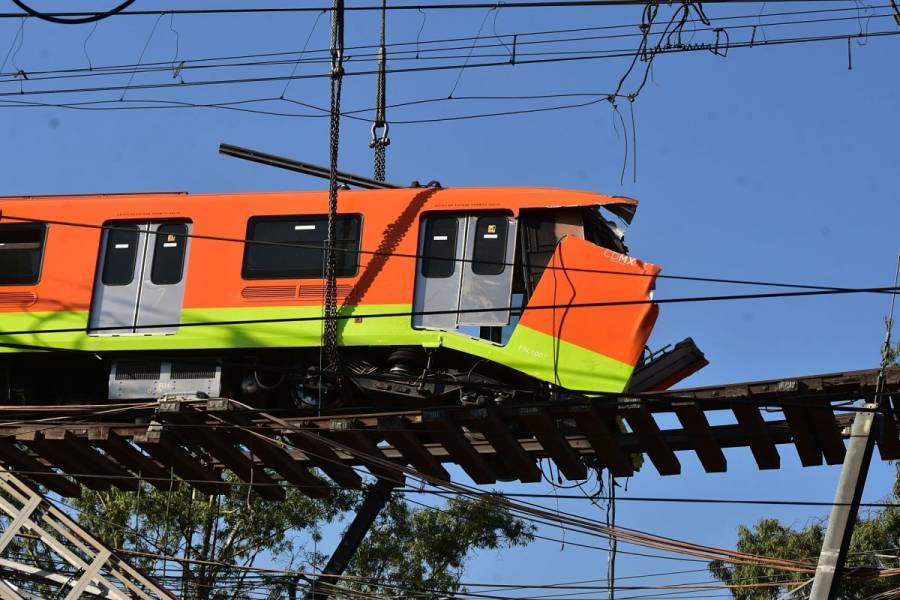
[0,186,662,404]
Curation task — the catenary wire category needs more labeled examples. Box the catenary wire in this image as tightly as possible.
[0,285,897,340]
[0,1,868,20]
[2,8,893,84]
[1,213,896,297]
[0,29,897,100]
[2,3,886,82]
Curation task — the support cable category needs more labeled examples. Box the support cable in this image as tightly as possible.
[323,0,345,380]
[371,0,390,182]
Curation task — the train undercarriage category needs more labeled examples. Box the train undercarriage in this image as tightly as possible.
[0,338,707,412]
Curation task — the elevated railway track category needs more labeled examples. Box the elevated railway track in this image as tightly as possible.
[0,366,897,498]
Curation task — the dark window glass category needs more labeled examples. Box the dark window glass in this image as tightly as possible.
[242,215,361,280]
[102,225,140,286]
[151,224,188,285]
[421,217,458,278]
[0,223,46,285]
[471,216,508,276]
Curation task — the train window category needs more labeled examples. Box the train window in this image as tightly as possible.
[151,223,188,285]
[471,215,508,276]
[0,222,46,285]
[242,214,361,279]
[421,217,458,278]
[102,225,141,286]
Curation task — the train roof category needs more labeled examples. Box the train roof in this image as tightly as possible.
[0,187,639,222]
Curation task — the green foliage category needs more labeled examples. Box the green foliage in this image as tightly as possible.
[59,478,532,599]
[346,495,535,598]
[70,477,355,599]
[709,464,900,600]
[886,342,899,367]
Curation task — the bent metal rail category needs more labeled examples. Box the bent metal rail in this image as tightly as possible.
[0,366,898,499]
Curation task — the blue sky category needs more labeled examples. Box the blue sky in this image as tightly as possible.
[2,0,899,594]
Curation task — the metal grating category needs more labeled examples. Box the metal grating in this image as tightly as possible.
[0,292,37,308]
[240,285,297,300]
[113,362,161,381]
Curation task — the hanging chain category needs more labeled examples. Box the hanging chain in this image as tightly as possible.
[323,0,344,374]
[370,0,389,182]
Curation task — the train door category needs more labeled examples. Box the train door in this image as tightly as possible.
[89,221,190,335]
[413,213,516,334]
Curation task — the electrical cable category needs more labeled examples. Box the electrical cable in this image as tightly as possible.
[0,212,894,296]
[0,28,896,100]
[0,285,897,341]
[0,0,871,20]
[9,0,136,25]
[2,3,887,82]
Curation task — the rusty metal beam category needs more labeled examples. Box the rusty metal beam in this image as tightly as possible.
[569,405,634,477]
[732,405,781,470]
[379,417,451,481]
[421,410,497,484]
[17,431,112,492]
[328,421,402,483]
[0,363,892,489]
[87,428,173,492]
[464,409,541,483]
[807,401,846,465]
[621,404,680,476]
[42,430,140,492]
[0,441,80,498]
[782,405,825,467]
[134,429,225,496]
[206,400,331,497]
[283,430,363,489]
[672,402,726,473]
[157,400,285,501]
[517,408,587,481]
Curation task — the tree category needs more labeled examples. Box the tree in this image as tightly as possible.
[347,494,534,597]
[709,464,900,600]
[57,477,533,599]
[710,343,900,600]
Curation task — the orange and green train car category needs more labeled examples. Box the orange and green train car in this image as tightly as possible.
[0,186,660,408]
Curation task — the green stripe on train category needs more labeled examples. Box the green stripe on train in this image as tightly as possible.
[0,305,633,392]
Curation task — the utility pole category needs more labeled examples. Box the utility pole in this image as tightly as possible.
[809,255,900,600]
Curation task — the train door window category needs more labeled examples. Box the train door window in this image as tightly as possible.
[413,214,467,331]
[421,217,458,278]
[150,223,188,285]
[136,222,192,335]
[242,214,362,279]
[458,213,517,329]
[471,216,508,276]
[101,225,141,286]
[91,221,191,336]
[0,222,46,285]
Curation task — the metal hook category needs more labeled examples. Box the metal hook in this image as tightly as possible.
[370,121,390,147]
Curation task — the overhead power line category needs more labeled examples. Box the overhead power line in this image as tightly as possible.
[398,489,900,508]
[0,27,897,100]
[0,285,898,341]
[9,0,136,24]
[2,9,895,85]
[0,213,895,296]
[0,0,865,20]
[2,3,884,81]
